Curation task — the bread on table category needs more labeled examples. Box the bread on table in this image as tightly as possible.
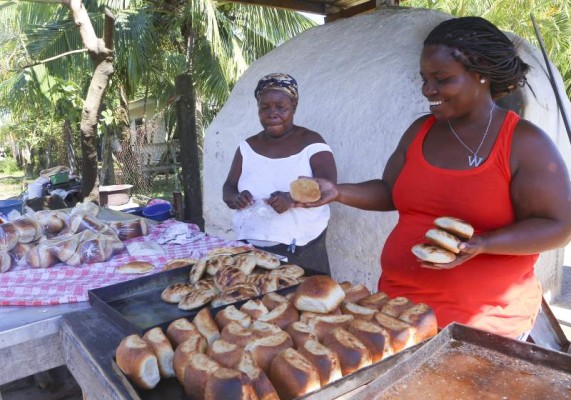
[290,178,321,203]
[269,348,321,400]
[261,292,290,310]
[256,302,299,330]
[373,312,415,352]
[235,356,279,400]
[298,339,342,386]
[214,305,252,330]
[240,299,269,320]
[357,291,390,310]
[322,328,372,376]
[211,282,259,307]
[307,314,355,341]
[0,224,18,252]
[183,353,221,400]
[178,287,217,311]
[232,253,257,275]
[250,249,281,270]
[142,327,175,379]
[269,264,305,279]
[425,228,462,254]
[221,321,256,348]
[292,275,346,313]
[0,250,12,273]
[163,257,197,271]
[342,283,371,304]
[244,331,294,374]
[250,320,284,338]
[115,334,160,390]
[207,339,249,369]
[207,245,252,257]
[286,321,318,349]
[398,303,438,343]
[248,274,279,295]
[339,301,377,321]
[214,265,247,292]
[173,334,208,383]
[380,296,415,318]
[434,216,474,239]
[189,258,207,284]
[347,319,389,363]
[192,308,221,346]
[115,261,154,274]
[204,367,258,400]
[160,283,194,304]
[166,318,199,347]
[206,255,235,276]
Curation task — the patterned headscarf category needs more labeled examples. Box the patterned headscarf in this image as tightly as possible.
[254,73,299,103]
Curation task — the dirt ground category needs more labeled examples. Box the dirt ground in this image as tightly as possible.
[0,367,82,400]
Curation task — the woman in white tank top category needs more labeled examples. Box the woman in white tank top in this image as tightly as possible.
[223,73,337,275]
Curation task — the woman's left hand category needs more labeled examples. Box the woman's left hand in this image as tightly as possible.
[266,191,294,214]
[420,236,486,270]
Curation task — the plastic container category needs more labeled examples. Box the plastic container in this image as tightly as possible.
[28,183,44,199]
[50,171,70,185]
[99,184,133,207]
[122,207,145,217]
[142,203,172,221]
[0,199,23,216]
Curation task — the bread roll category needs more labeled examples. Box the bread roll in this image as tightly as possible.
[307,314,354,341]
[244,331,293,373]
[109,218,148,241]
[160,283,194,304]
[214,265,247,291]
[207,339,249,369]
[26,243,58,269]
[322,328,372,376]
[204,368,258,400]
[269,348,321,400]
[192,308,221,346]
[247,273,279,295]
[434,216,474,239]
[251,249,281,270]
[53,234,80,263]
[381,296,415,318]
[274,275,299,290]
[411,243,456,264]
[10,217,41,244]
[115,334,160,390]
[189,258,207,284]
[290,178,321,203]
[235,356,279,400]
[173,335,208,383]
[348,319,388,363]
[142,327,175,379]
[340,301,376,321]
[269,264,305,279]
[163,257,197,271]
[0,224,18,251]
[373,312,415,352]
[221,321,256,347]
[115,261,154,274]
[425,228,462,254]
[183,353,221,400]
[208,245,252,257]
[250,320,284,338]
[240,299,269,320]
[206,255,235,276]
[398,303,438,343]
[357,291,390,310]
[178,287,217,311]
[0,250,12,273]
[211,282,259,307]
[261,292,290,311]
[215,305,252,330]
[166,318,199,347]
[299,339,342,386]
[194,277,218,293]
[256,302,299,330]
[292,275,345,313]
[286,321,318,349]
[233,253,257,275]
[342,283,371,304]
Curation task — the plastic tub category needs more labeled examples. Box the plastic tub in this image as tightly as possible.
[0,199,23,216]
[122,207,145,217]
[142,203,172,221]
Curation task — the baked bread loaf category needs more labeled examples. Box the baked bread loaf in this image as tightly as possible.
[342,284,371,304]
[269,264,305,279]
[373,312,415,352]
[115,261,154,274]
[286,321,318,349]
[398,303,438,343]
[434,216,474,239]
[0,250,12,273]
[357,291,390,310]
[207,339,248,368]
[380,296,415,318]
[163,258,197,271]
[115,334,160,390]
[0,224,18,252]
[189,258,207,284]
[206,255,235,276]
[235,354,279,400]
[256,302,299,330]
[339,301,376,321]
[290,178,321,203]
[215,305,252,330]
[251,249,281,270]
[240,299,269,320]
[166,318,199,347]
[425,228,462,254]
[214,265,247,291]
[183,353,221,400]
[232,253,257,275]
[208,245,252,257]
[192,308,220,346]
[307,314,354,341]
[173,335,208,383]
[348,319,388,363]
[244,331,294,373]
[261,292,290,310]
[178,287,217,311]
[322,328,372,376]
[411,243,456,264]
[221,321,256,348]
[161,283,194,304]
[211,282,259,308]
[250,320,284,338]
[299,339,342,386]
[269,348,321,400]
[204,368,258,400]
[142,327,175,379]
[292,275,345,313]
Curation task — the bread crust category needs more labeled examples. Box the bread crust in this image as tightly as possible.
[290,178,321,203]
[434,216,474,239]
[292,276,345,313]
[425,228,462,254]
[411,243,456,264]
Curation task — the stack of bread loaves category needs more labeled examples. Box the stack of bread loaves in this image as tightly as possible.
[117,275,438,399]
[161,247,304,312]
[411,216,474,264]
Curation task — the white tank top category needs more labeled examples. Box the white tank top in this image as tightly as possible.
[233,141,331,246]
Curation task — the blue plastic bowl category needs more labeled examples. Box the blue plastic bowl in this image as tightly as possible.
[122,207,145,217]
[143,203,172,221]
[0,199,23,216]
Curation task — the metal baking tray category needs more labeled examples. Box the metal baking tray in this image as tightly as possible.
[89,264,318,335]
[352,322,571,399]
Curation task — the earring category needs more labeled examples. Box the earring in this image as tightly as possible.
[480,79,486,84]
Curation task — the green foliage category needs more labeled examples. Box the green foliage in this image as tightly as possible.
[405,0,571,98]
[0,157,21,175]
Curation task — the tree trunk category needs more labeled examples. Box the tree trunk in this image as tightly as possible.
[176,74,204,230]
[63,119,79,174]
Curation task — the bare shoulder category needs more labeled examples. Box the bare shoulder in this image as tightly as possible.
[298,126,328,146]
[510,118,563,167]
[398,114,432,150]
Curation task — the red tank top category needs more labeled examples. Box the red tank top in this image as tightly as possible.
[380,111,542,338]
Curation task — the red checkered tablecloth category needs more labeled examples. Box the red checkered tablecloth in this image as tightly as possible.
[0,220,246,306]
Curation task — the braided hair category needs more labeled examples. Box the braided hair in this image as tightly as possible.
[424,17,529,99]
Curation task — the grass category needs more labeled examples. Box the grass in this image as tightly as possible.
[0,172,31,200]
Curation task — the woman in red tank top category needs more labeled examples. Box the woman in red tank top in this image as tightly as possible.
[299,17,571,338]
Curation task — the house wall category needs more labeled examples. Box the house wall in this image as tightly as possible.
[203,8,571,296]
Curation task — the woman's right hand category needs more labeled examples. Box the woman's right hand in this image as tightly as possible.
[296,177,338,208]
[232,190,254,209]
